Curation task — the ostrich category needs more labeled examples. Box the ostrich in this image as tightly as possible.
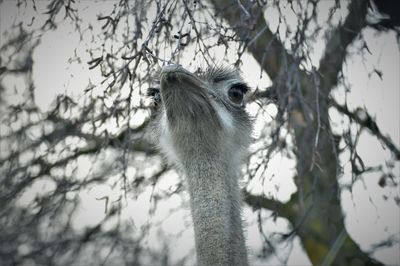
[147,64,252,266]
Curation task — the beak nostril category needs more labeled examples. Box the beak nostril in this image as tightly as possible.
[165,73,177,82]
[208,92,217,100]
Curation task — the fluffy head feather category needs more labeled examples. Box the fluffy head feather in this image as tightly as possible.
[148,64,252,167]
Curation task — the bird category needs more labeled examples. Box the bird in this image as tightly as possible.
[147,64,252,266]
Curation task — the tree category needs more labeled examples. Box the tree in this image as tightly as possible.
[0,0,399,265]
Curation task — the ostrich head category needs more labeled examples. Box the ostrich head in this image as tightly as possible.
[148,64,252,170]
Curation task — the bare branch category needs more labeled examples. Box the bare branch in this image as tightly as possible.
[243,190,295,220]
[331,98,400,160]
[318,0,368,92]
[209,0,295,80]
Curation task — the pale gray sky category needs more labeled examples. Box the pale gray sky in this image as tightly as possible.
[1,0,399,265]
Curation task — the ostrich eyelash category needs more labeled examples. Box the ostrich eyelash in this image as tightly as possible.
[231,83,250,93]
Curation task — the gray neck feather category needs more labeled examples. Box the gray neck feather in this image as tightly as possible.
[184,155,248,266]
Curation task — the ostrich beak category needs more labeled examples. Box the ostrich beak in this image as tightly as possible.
[159,65,221,128]
[160,64,206,94]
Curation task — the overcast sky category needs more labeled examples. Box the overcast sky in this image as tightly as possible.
[1,0,399,265]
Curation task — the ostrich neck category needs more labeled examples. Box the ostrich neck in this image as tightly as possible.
[183,154,248,266]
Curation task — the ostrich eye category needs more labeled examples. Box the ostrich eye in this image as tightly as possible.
[228,84,248,105]
[147,87,161,104]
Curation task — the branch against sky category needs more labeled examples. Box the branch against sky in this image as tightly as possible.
[318,0,368,93]
[210,0,369,91]
[209,0,294,80]
[0,0,398,265]
[215,0,399,161]
[331,98,400,160]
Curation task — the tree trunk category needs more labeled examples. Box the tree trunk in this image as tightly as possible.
[289,86,382,265]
